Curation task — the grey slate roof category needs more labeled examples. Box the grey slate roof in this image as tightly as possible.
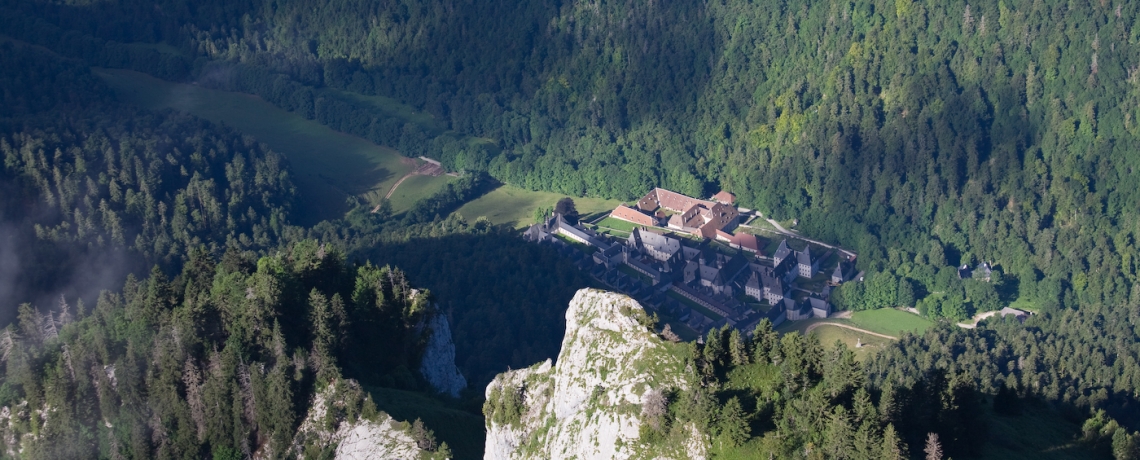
[775,239,792,264]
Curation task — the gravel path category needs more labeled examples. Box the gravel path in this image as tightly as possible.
[804,322,898,340]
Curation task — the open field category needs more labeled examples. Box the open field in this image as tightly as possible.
[93,68,430,224]
[1007,296,1040,313]
[807,324,892,360]
[849,308,932,337]
[381,174,457,213]
[593,216,638,233]
[452,185,622,228]
[329,88,447,134]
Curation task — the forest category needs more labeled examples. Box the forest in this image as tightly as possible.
[0,237,455,458]
[1,0,1140,457]
[4,0,1138,321]
[0,41,294,327]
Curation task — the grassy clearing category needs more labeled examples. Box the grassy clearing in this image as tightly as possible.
[365,386,485,460]
[775,317,831,335]
[808,324,892,361]
[384,174,457,213]
[594,216,638,232]
[452,185,622,228]
[1007,296,1040,313]
[122,41,185,56]
[329,88,446,133]
[93,67,414,224]
[849,308,932,337]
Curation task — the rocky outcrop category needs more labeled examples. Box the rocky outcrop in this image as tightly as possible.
[289,380,431,460]
[334,416,423,460]
[419,312,467,397]
[483,289,708,459]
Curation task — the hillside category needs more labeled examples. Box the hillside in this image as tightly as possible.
[2,1,1140,458]
[5,0,1139,313]
[484,290,1114,459]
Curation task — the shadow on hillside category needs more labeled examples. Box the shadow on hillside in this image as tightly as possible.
[352,230,592,389]
[27,0,722,136]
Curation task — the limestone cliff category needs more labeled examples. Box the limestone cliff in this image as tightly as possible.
[419,312,467,397]
[288,380,446,460]
[483,289,708,459]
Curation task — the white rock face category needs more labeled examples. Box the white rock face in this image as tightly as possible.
[419,313,468,397]
[484,289,708,460]
[289,381,428,460]
[334,416,423,460]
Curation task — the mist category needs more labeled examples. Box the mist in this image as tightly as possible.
[0,209,144,329]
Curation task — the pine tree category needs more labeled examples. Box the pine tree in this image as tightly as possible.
[924,433,943,460]
[1112,428,1138,460]
[879,382,901,425]
[880,424,907,460]
[728,328,749,366]
[823,406,854,459]
[717,397,749,448]
[852,387,878,425]
[898,278,916,307]
[751,319,777,363]
[703,327,725,370]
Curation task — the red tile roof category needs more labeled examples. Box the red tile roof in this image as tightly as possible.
[610,205,657,226]
[638,188,715,213]
[713,191,736,204]
[716,230,760,253]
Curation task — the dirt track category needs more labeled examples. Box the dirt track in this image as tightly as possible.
[371,159,445,212]
[804,322,898,340]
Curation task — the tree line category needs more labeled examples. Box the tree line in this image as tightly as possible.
[0,41,295,326]
[4,0,1137,318]
[0,240,450,458]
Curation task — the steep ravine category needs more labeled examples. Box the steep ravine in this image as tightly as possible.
[483,289,709,459]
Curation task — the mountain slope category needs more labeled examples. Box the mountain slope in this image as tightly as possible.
[484,289,706,459]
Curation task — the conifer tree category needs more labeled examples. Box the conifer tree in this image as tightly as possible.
[925,433,943,460]
[716,397,749,448]
[727,328,749,366]
[751,319,778,363]
[880,424,907,460]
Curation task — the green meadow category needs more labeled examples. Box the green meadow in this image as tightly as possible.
[376,174,458,214]
[807,324,893,361]
[452,185,622,228]
[848,308,933,337]
[93,68,455,224]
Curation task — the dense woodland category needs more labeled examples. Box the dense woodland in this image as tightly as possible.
[0,239,453,458]
[1,0,1140,458]
[5,0,1140,315]
[643,318,1138,458]
[0,42,294,326]
[869,299,1140,433]
[0,38,594,458]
